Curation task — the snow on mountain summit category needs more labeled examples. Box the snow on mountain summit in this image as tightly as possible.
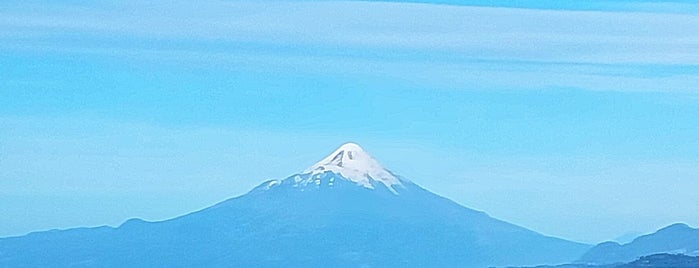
[304,143,403,192]
[260,143,406,195]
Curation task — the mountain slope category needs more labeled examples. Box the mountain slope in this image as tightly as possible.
[512,253,699,268]
[579,223,699,265]
[0,143,589,267]
[618,253,699,268]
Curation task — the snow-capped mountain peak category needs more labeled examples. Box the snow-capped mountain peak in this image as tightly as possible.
[256,143,406,195]
[302,142,403,193]
[0,142,591,268]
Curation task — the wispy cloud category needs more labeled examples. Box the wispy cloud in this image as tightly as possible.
[1,0,698,92]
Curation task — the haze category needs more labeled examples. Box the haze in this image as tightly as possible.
[1,0,698,244]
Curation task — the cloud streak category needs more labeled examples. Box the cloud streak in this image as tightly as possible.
[1,0,698,92]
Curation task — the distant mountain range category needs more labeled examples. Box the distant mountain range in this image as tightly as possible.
[0,143,589,267]
[511,223,699,268]
[618,253,699,268]
[514,253,699,268]
[579,223,699,265]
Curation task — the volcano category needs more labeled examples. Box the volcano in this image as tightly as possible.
[0,143,589,267]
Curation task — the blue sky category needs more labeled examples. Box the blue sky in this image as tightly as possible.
[1,0,698,243]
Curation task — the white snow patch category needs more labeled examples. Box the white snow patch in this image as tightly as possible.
[266,180,280,189]
[304,143,403,194]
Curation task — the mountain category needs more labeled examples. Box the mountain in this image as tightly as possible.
[579,223,699,265]
[0,143,589,267]
[617,253,699,268]
[511,253,699,268]
[613,232,643,245]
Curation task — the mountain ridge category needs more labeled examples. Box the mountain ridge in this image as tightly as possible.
[579,222,699,265]
[0,143,589,267]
